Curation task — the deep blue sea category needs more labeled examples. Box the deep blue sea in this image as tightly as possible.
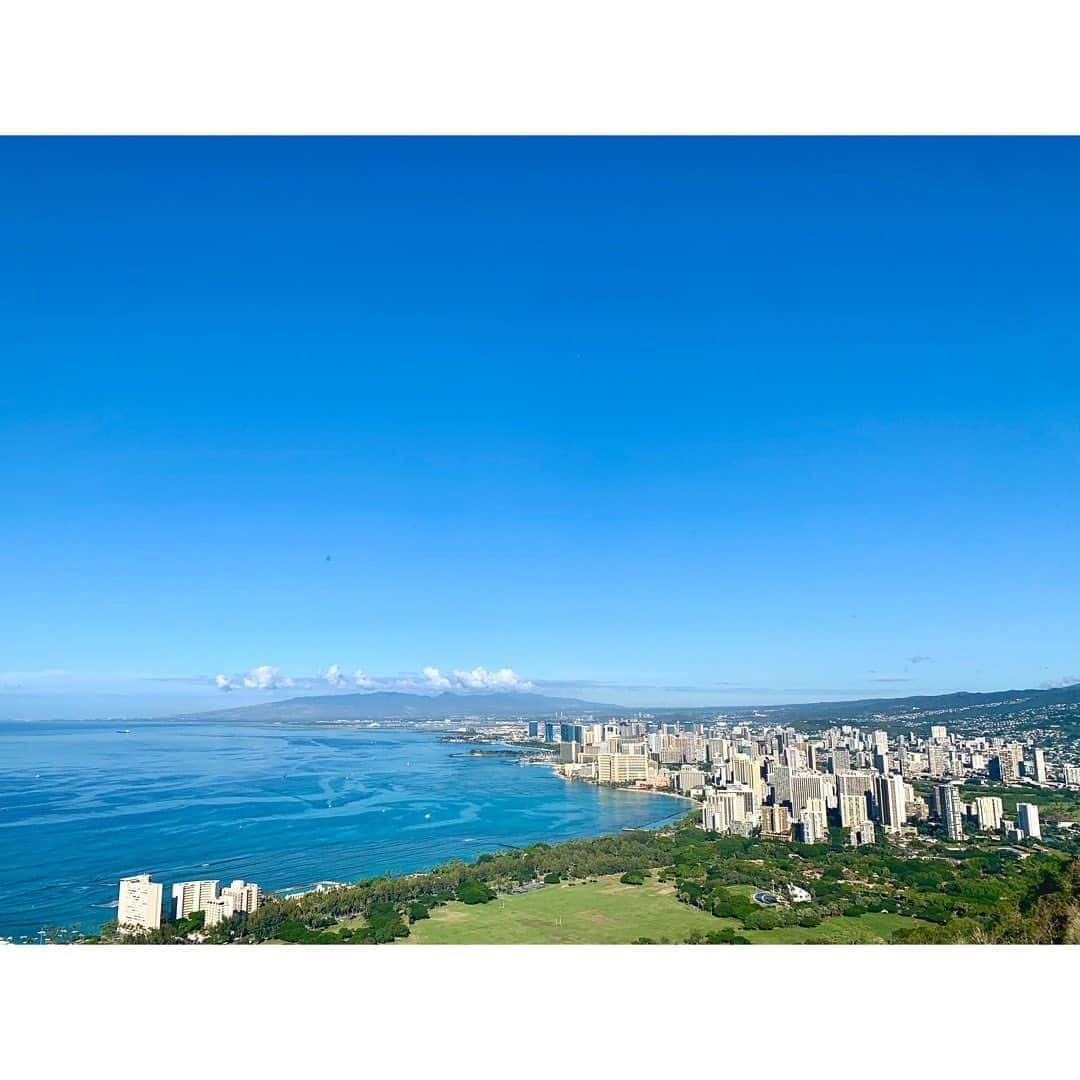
[0,719,685,941]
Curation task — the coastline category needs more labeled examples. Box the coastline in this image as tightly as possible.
[550,765,698,816]
[0,721,694,941]
[272,767,697,897]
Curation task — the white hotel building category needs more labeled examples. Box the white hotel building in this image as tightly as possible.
[204,880,261,928]
[117,874,163,932]
[172,879,220,920]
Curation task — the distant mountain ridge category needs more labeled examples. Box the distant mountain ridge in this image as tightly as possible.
[181,681,1080,726]
[188,690,632,722]
[756,683,1080,723]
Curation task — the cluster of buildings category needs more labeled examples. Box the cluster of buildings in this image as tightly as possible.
[542,716,1064,846]
[116,873,261,934]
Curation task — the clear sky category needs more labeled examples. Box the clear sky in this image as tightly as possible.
[2,137,1079,716]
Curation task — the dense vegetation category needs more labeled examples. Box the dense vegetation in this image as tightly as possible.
[665,827,1080,943]
[93,809,1078,945]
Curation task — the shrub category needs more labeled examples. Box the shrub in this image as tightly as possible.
[457,880,496,905]
[705,929,751,944]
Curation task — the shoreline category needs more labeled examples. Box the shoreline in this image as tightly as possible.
[265,771,694,899]
[550,766,698,811]
[2,725,696,941]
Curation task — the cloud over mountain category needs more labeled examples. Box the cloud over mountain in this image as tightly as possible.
[215,665,295,692]
[211,663,534,694]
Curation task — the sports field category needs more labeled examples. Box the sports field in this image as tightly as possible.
[401,875,921,944]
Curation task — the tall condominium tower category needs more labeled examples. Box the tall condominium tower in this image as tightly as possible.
[171,879,220,919]
[1016,803,1042,839]
[973,796,1004,831]
[117,874,163,932]
[1031,748,1048,783]
[873,774,908,834]
[937,784,964,840]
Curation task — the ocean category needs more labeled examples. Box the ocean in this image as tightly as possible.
[0,718,685,941]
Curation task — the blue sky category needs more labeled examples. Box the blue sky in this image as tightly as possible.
[2,137,1079,716]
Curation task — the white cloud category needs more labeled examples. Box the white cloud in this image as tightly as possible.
[1040,675,1080,690]
[212,665,295,691]
[323,664,349,688]
[422,665,452,689]
[451,666,534,691]
[209,662,535,695]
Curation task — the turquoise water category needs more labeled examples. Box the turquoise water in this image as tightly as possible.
[0,719,684,940]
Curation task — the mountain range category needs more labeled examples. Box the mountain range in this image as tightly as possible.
[183,683,1080,726]
[189,690,631,722]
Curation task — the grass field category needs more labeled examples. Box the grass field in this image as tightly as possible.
[401,876,921,944]
[404,877,726,944]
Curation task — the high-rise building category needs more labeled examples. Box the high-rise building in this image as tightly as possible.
[770,763,792,806]
[204,880,261,928]
[798,798,828,844]
[790,772,828,817]
[705,738,730,765]
[702,788,754,835]
[760,803,791,839]
[677,733,703,763]
[830,749,851,774]
[203,898,229,928]
[973,796,1004,831]
[580,722,604,746]
[731,753,760,795]
[836,771,875,800]
[171,879,220,919]
[677,766,706,792]
[937,784,964,840]
[596,752,648,784]
[873,775,908,834]
[1031,748,1048,783]
[872,730,889,755]
[927,745,949,778]
[839,792,870,828]
[117,874,163,933]
[848,820,876,847]
[1065,764,1080,789]
[990,749,1019,783]
[1016,803,1041,839]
